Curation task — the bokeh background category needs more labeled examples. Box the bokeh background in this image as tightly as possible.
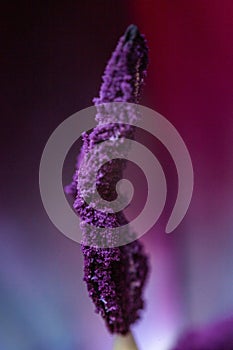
[1,1,233,349]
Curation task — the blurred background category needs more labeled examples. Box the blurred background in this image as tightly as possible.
[1,1,233,349]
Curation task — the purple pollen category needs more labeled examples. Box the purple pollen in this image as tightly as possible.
[65,24,149,334]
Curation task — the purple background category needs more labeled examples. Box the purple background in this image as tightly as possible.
[1,1,233,349]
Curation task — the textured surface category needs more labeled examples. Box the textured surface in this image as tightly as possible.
[65,25,149,334]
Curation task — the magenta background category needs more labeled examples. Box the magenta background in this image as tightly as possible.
[1,1,233,349]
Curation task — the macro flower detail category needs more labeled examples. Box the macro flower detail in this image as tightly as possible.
[65,24,149,334]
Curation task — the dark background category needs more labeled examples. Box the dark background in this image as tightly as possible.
[1,1,233,349]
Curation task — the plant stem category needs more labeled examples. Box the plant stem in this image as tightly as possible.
[113,331,139,350]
